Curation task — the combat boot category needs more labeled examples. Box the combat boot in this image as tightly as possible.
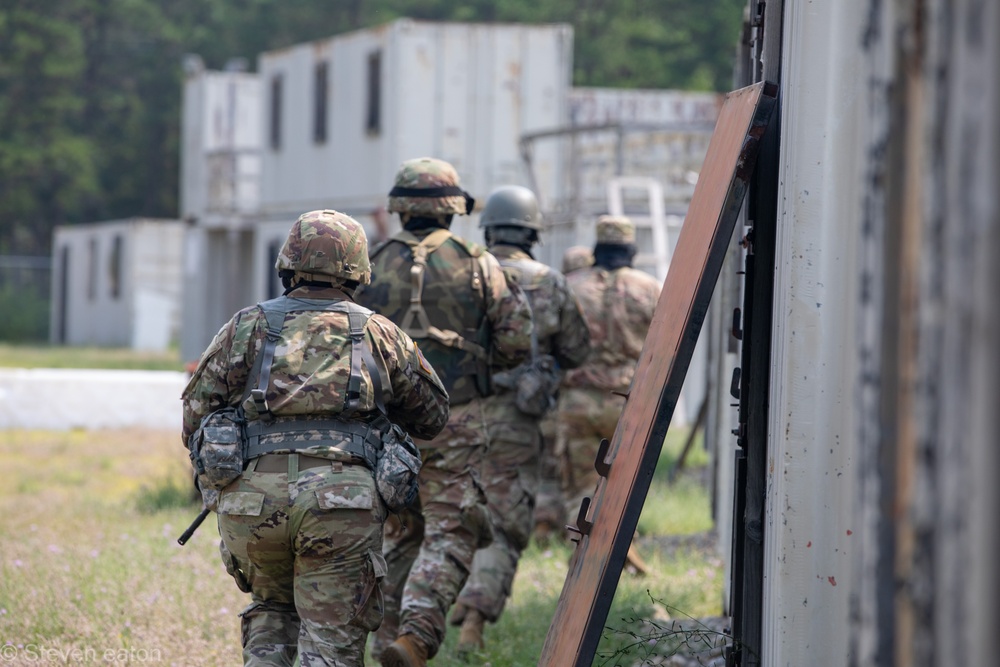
[625,543,650,577]
[380,634,429,667]
[456,608,485,657]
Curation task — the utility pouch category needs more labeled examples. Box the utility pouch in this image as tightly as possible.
[189,407,247,502]
[494,354,559,417]
[374,422,422,513]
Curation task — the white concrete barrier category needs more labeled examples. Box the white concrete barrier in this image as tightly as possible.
[0,368,187,431]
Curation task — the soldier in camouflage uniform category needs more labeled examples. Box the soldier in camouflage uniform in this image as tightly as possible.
[355,158,533,667]
[533,244,596,542]
[448,185,591,653]
[558,216,660,571]
[182,210,450,667]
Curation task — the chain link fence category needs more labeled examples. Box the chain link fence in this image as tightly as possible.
[0,255,51,342]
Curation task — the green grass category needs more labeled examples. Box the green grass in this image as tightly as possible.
[0,426,722,666]
[0,343,185,371]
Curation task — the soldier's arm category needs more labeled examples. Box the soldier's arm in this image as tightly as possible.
[368,315,450,440]
[180,309,260,446]
[480,253,533,368]
[552,275,592,370]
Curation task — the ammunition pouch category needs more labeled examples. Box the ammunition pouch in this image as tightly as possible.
[372,417,422,512]
[188,407,247,510]
[492,354,560,417]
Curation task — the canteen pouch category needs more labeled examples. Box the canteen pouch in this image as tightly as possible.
[189,408,247,502]
[375,423,422,513]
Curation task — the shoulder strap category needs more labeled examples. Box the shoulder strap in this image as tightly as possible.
[392,230,488,360]
[249,296,380,421]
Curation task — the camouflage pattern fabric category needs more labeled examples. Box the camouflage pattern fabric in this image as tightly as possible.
[455,392,541,621]
[557,386,628,524]
[533,410,564,531]
[274,210,372,284]
[454,244,591,621]
[595,214,637,244]
[357,228,533,405]
[561,245,594,275]
[218,461,385,666]
[558,262,659,525]
[182,286,449,446]
[358,191,531,656]
[561,266,660,392]
[372,400,494,659]
[181,284,450,666]
[386,157,469,216]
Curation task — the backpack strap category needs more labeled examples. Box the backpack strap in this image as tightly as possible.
[243,296,388,464]
[394,229,488,361]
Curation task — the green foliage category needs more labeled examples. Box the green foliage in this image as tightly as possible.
[0,342,184,370]
[134,475,199,514]
[0,0,746,271]
[0,285,49,341]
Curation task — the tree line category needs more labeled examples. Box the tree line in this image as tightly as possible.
[0,0,745,256]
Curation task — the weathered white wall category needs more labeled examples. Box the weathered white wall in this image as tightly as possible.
[180,70,262,220]
[257,19,572,222]
[0,369,185,431]
[50,219,184,351]
[762,1,867,663]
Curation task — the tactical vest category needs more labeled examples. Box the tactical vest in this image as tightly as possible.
[370,228,492,404]
[241,295,387,462]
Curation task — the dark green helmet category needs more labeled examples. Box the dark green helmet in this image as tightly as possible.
[479,185,542,231]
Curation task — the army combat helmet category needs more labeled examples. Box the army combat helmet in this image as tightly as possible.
[387,157,475,219]
[275,209,371,286]
[479,185,542,231]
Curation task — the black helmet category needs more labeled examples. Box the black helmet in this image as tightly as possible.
[479,185,542,231]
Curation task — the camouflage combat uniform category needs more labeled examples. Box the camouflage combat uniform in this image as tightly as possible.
[182,211,449,667]
[558,217,661,525]
[454,241,591,624]
[534,245,596,535]
[354,159,533,661]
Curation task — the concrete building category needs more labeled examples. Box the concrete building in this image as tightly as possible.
[704,1,1000,665]
[178,19,575,363]
[49,218,184,350]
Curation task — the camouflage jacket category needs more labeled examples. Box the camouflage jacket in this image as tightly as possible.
[489,245,590,370]
[356,228,533,404]
[562,265,661,392]
[181,285,450,452]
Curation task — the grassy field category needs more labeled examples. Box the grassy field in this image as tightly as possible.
[0,427,722,666]
[0,343,186,371]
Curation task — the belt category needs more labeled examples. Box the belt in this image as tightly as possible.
[254,454,340,473]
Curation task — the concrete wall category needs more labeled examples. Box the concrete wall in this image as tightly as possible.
[257,19,572,222]
[50,219,184,350]
[0,369,185,431]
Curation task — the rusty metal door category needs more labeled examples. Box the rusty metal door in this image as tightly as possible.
[538,80,777,667]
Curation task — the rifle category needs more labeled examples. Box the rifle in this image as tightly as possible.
[177,507,211,545]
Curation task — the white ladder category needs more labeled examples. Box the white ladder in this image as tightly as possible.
[605,176,674,282]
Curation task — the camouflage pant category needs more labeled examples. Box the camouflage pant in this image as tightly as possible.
[557,386,626,526]
[216,457,387,667]
[533,410,564,530]
[455,391,541,621]
[373,399,492,659]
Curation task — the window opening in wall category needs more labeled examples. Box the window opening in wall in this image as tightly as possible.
[57,245,69,344]
[366,51,382,136]
[267,239,282,297]
[109,235,123,299]
[314,61,329,144]
[87,238,98,302]
[270,74,283,150]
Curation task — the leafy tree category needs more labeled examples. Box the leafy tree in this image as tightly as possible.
[0,0,747,260]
